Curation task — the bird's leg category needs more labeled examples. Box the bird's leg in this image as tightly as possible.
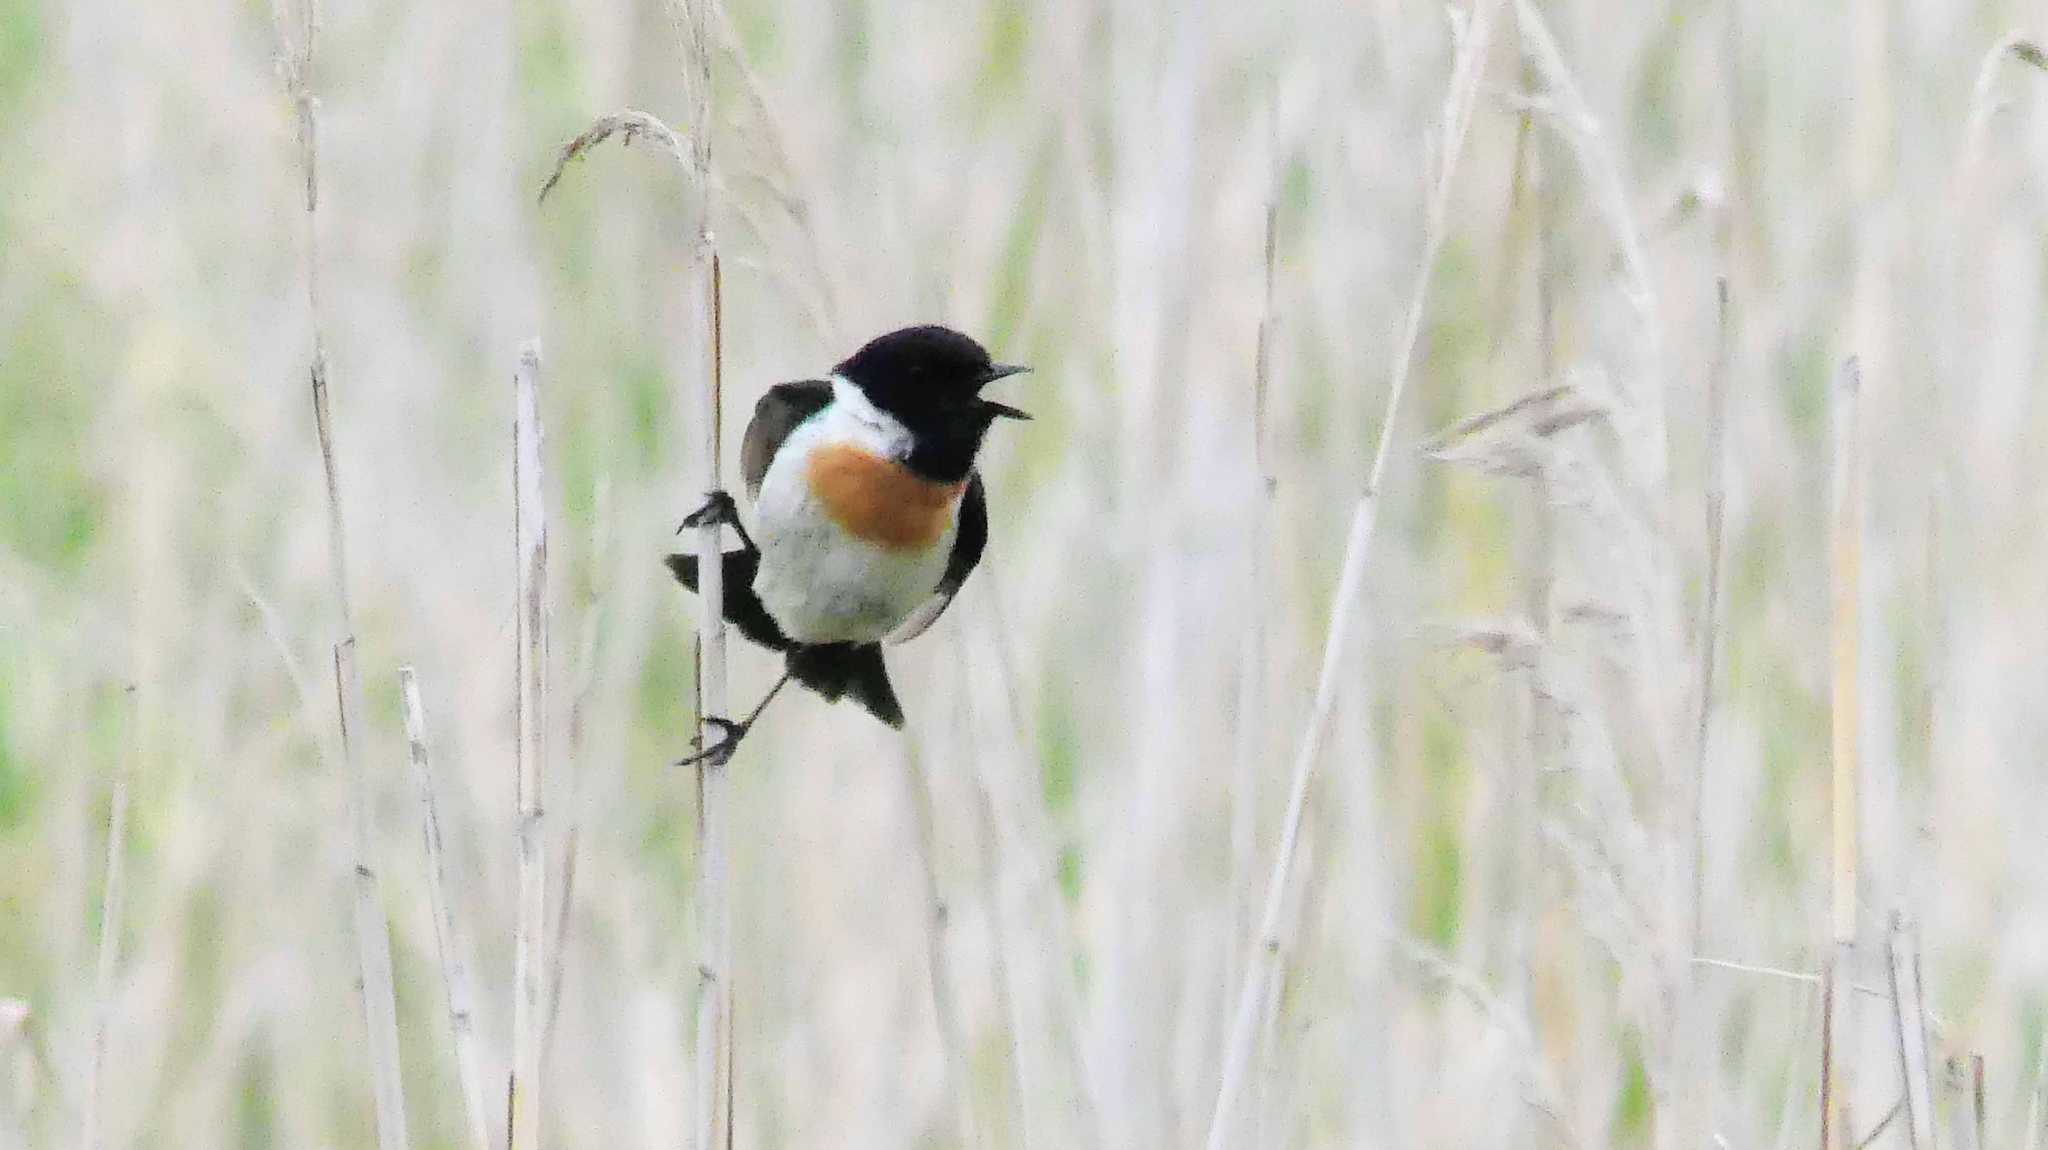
[677,489,757,555]
[677,670,794,768]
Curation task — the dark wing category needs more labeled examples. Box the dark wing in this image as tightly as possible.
[741,379,834,499]
[662,550,790,651]
[886,472,989,645]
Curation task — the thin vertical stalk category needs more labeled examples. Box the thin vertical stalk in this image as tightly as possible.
[1203,4,1501,1145]
[967,751,1034,1150]
[1975,1057,1989,1150]
[2026,1034,2048,1150]
[1819,968,1838,1150]
[668,2,731,1142]
[1946,1055,1987,1150]
[902,739,980,1148]
[1251,955,1289,1148]
[1673,280,1731,1150]
[1226,121,1279,1010]
[543,598,604,1068]
[273,0,408,1143]
[1490,65,1553,1050]
[968,583,1105,1150]
[542,826,580,1069]
[690,249,733,1150]
[510,342,550,1150]
[948,623,1032,1146]
[1822,356,1863,1150]
[1830,357,1863,932]
[1515,78,1558,1026]
[80,686,135,1150]
[1692,279,1729,955]
[1886,914,1935,1150]
[1515,0,1664,474]
[336,640,411,1150]
[400,668,491,1150]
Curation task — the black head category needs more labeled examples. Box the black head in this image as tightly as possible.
[835,325,1029,481]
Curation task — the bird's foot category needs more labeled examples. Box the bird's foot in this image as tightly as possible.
[679,489,740,532]
[678,489,756,553]
[677,715,749,769]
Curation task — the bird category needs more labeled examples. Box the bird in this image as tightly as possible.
[666,324,1030,764]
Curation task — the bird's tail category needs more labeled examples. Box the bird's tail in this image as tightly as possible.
[786,643,904,729]
[664,551,790,652]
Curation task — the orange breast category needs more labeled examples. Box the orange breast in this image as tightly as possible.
[806,443,964,552]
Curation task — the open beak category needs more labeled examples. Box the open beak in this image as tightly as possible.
[977,363,1032,420]
[980,398,1032,421]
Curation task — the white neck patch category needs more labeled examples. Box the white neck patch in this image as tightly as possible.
[830,375,913,459]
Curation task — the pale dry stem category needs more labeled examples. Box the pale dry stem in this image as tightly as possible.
[399,668,490,1150]
[1203,3,1503,1144]
[510,342,550,1150]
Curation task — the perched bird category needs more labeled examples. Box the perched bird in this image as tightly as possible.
[667,324,1029,763]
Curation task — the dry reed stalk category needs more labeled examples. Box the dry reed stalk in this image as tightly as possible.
[1252,825,1322,1148]
[1771,980,1824,1150]
[2028,1037,2048,1150]
[543,508,609,1068]
[961,589,1105,1150]
[334,639,412,1150]
[1690,956,1819,987]
[80,686,135,1150]
[1672,277,1731,1150]
[1512,13,1688,899]
[1468,85,1551,1086]
[958,670,1033,1149]
[1885,914,1934,1150]
[1829,359,1863,921]
[1388,932,1581,1146]
[701,0,845,342]
[542,817,579,1071]
[1690,956,1895,1004]
[1820,968,1839,1150]
[1847,0,1890,375]
[663,2,733,1142]
[901,738,980,1148]
[1514,0,1664,472]
[687,257,733,1150]
[323,418,409,1150]
[1225,121,1279,1014]
[1251,951,1288,1147]
[273,1,410,1140]
[1202,4,1502,1145]
[399,668,490,1150]
[1973,1056,1988,1150]
[510,342,550,1150]
[1692,279,1729,954]
[1511,91,1558,1032]
[1945,1055,1987,1150]
[1822,356,1863,1150]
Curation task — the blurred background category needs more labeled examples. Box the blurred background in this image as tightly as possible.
[3,0,2048,1146]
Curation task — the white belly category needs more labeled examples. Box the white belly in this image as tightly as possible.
[750,399,956,645]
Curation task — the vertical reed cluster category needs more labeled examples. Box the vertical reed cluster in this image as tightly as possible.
[1205,3,1503,1144]
[510,343,551,1150]
[273,1,410,1144]
[21,1,2048,1146]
